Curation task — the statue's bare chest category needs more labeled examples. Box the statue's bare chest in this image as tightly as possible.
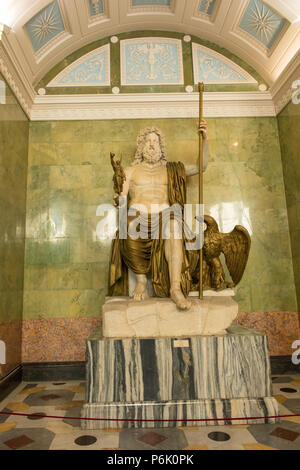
[130,165,168,188]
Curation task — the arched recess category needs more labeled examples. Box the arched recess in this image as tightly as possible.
[36,30,265,95]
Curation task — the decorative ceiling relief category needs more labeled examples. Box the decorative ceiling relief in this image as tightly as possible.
[238,0,288,52]
[198,0,217,17]
[46,44,110,87]
[24,0,65,53]
[132,0,171,5]
[121,38,184,86]
[88,0,104,18]
[192,44,257,84]
[129,0,175,13]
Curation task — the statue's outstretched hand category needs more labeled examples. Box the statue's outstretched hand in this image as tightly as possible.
[198,119,208,139]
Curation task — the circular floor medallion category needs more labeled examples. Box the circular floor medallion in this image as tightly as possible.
[208,432,231,442]
[74,435,97,446]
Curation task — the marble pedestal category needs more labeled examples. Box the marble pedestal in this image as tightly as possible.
[81,325,279,430]
[102,291,238,338]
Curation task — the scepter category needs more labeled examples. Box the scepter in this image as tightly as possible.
[198,82,204,300]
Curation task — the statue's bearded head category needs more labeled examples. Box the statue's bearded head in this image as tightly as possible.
[133,127,167,166]
[142,132,162,164]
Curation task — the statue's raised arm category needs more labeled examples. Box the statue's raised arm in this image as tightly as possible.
[184,120,209,177]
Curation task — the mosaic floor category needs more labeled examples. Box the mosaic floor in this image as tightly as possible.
[0,375,299,450]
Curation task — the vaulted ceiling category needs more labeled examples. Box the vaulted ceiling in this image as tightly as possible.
[1,0,299,85]
[0,0,299,118]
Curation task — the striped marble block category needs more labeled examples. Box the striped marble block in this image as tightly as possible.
[81,325,279,429]
[81,397,279,430]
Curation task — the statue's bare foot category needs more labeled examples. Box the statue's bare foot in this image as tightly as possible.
[133,282,149,301]
[170,288,192,310]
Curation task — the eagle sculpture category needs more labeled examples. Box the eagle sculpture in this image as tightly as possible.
[201,215,251,291]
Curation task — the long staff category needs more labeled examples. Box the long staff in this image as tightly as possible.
[198,82,204,300]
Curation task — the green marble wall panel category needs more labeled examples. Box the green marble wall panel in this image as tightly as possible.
[24,117,296,321]
[278,99,300,311]
[0,73,29,377]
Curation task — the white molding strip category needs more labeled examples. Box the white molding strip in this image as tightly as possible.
[0,27,35,118]
[30,91,275,120]
[271,50,300,115]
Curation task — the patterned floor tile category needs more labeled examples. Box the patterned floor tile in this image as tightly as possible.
[18,386,46,396]
[0,383,26,405]
[274,402,300,424]
[27,412,47,421]
[282,399,300,414]
[66,386,85,394]
[177,426,199,431]
[45,421,74,435]
[55,400,84,411]
[49,429,119,450]
[269,426,300,441]
[21,384,39,390]
[62,405,83,428]
[208,431,231,441]
[0,423,17,433]
[24,389,75,406]
[0,408,10,423]
[138,431,168,446]
[274,394,287,404]
[4,406,63,429]
[291,379,300,387]
[1,376,300,450]
[184,444,209,450]
[0,427,55,450]
[5,402,30,412]
[4,434,34,450]
[103,428,123,433]
[272,383,300,398]
[183,425,257,451]
[272,377,293,383]
[248,420,300,450]
[282,416,300,424]
[119,428,188,450]
[243,443,278,450]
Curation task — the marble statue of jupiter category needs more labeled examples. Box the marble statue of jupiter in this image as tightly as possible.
[109,122,209,310]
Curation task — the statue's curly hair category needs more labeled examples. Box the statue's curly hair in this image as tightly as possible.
[132,127,167,165]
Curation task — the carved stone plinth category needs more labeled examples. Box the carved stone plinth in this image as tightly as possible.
[102,290,238,338]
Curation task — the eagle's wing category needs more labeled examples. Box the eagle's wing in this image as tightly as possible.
[220,226,251,285]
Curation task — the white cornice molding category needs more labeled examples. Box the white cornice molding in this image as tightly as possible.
[30,91,275,120]
[270,50,300,115]
[0,27,35,118]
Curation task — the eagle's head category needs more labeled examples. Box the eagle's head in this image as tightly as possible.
[204,215,219,233]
